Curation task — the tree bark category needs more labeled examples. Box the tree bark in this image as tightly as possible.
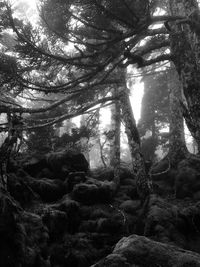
[80,114,90,167]
[109,90,121,187]
[119,81,152,201]
[168,66,189,165]
[168,0,200,152]
[0,113,22,188]
[95,109,107,168]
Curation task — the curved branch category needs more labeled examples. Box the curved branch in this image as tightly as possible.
[145,27,168,36]
[0,92,79,114]
[125,54,172,67]
[150,15,185,23]
[93,0,137,29]
[7,5,107,67]
[141,54,172,67]
[150,157,171,177]
[25,96,115,130]
[138,40,170,57]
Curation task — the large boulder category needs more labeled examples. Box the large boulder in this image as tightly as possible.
[22,211,50,266]
[64,171,87,192]
[0,188,49,267]
[92,234,200,267]
[173,156,200,199]
[46,150,89,176]
[29,178,66,202]
[42,196,81,238]
[137,195,200,253]
[7,173,40,207]
[119,200,141,215]
[0,188,24,267]
[175,166,200,199]
[92,166,134,183]
[8,171,66,203]
[23,150,89,179]
[50,233,97,267]
[141,195,187,247]
[72,179,114,205]
[23,156,47,177]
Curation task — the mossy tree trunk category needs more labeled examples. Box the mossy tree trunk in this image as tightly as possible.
[110,89,121,187]
[168,66,189,165]
[119,80,152,201]
[110,96,121,167]
[80,114,90,167]
[169,0,200,153]
[96,109,107,168]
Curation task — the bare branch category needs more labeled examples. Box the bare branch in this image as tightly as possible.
[150,15,185,23]
[0,92,79,114]
[25,96,115,130]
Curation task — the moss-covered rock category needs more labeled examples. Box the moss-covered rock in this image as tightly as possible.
[92,234,200,267]
[22,211,49,266]
[50,233,98,267]
[29,178,65,202]
[22,150,89,179]
[72,179,114,204]
[119,200,141,214]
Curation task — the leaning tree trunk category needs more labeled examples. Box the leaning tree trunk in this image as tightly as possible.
[119,83,152,201]
[95,109,107,168]
[80,114,90,166]
[167,66,189,165]
[109,97,121,167]
[109,88,121,187]
[0,113,22,189]
[169,0,200,152]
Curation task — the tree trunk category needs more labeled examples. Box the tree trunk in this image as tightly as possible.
[0,113,22,189]
[168,0,200,152]
[109,99,121,167]
[168,66,189,165]
[119,83,152,201]
[96,109,107,168]
[109,90,121,186]
[80,114,90,167]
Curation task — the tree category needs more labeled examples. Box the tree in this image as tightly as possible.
[2,0,200,199]
[139,69,170,161]
[109,89,121,187]
[139,64,188,165]
[120,81,152,200]
[26,113,55,154]
[168,0,200,152]
[167,66,188,165]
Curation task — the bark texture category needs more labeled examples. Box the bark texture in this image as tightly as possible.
[80,114,90,165]
[120,85,152,201]
[169,0,200,152]
[110,89,121,187]
[168,67,188,164]
[110,99,121,168]
[110,100,121,186]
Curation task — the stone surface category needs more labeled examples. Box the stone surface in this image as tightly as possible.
[23,150,89,179]
[93,234,200,267]
[72,179,114,204]
[119,200,141,214]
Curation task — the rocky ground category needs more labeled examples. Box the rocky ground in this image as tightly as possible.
[2,150,200,267]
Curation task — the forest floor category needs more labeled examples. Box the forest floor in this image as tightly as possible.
[2,150,200,267]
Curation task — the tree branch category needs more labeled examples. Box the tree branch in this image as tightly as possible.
[140,54,172,67]
[124,53,171,67]
[25,96,115,130]
[0,92,79,114]
[150,15,185,23]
